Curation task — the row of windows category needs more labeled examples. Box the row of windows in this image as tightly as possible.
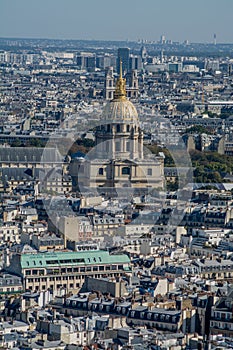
[0,287,22,292]
[98,167,153,176]
[25,264,124,276]
[46,181,71,186]
[98,124,138,133]
[27,271,120,285]
[0,229,17,234]
[46,258,86,265]
[28,283,80,291]
[130,311,179,324]
[25,257,88,267]
[210,321,233,330]
[46,187,71,192]
[214,312,231,319]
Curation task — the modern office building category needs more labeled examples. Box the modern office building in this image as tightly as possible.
[77,52,96,71]
[129,55,143,71]
[117,48,130,74]
[6,250,131,294]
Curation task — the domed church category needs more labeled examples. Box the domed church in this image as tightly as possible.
[71,63,164,195]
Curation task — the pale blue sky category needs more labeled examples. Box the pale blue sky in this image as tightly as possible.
[0,0,232,43]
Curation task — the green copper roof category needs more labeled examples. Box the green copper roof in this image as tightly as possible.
[21,250,130,269]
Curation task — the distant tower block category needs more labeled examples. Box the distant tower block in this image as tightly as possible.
[117,47,130,74]
[104,66,114,100]
[214,33,217,45]
[160,35,166,44]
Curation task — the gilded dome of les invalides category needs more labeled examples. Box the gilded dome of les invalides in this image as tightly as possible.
[102,62,139,126]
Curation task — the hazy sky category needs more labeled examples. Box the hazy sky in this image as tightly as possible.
[0,0,232,43]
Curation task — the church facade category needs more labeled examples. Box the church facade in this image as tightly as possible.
[70,64,164,194]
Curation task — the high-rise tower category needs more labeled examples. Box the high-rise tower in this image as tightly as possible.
[117,48,130,74]
[213,33,217,45]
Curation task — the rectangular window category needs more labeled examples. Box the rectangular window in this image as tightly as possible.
[147,168,152,176]
[116,142,120,152]
[122,167,130,175]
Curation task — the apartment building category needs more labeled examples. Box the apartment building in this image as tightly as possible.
[6,250,131,294]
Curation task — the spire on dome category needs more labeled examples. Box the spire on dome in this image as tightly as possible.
[113,60,127,100]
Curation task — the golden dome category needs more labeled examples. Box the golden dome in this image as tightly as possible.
[102,99,139,125]
[102,60,139,125]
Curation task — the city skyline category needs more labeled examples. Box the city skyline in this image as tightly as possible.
[0,0,233,43]
[0,3,233,347]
